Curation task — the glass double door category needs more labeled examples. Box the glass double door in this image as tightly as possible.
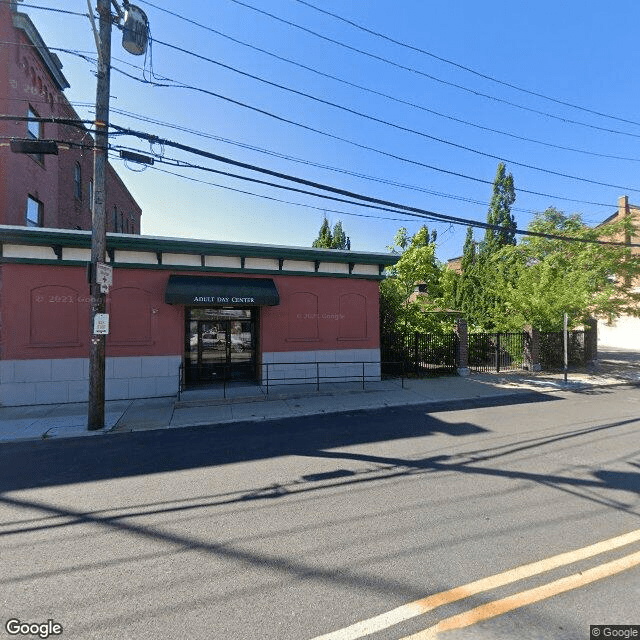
[186,308,255,383]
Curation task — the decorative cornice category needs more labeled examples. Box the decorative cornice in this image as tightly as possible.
[12,12,70,90]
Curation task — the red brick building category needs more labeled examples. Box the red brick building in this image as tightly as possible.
[0,2,141,232]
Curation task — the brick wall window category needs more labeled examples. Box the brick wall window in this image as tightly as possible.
[27,105,44,164]
[74,162,82,200]
[26,195,43,227]
[112,205,117,232]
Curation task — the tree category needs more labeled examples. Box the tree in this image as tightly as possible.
[312,217,333,248]
[312,218,350,249]
[330,220,349,249]
[487,208,640,331]
[482,162,516,254]
[442,164,518,330]
[380,225,445,335]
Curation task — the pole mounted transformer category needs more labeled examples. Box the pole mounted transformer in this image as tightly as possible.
[121,4,149,56]
[87,0,149,430]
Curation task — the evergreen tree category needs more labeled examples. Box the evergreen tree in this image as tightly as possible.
[483,162,516,254]
[312,218,350,249]
[331,221,348,249]
[461,226,475,271]
[312,217,333,248]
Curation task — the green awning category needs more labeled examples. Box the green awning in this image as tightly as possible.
[165,275,279,306]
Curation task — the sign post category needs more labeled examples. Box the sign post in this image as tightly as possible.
[563,313,568,384]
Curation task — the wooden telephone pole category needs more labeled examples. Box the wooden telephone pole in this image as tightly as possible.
[87,1,148,429]
[87,0,112,430]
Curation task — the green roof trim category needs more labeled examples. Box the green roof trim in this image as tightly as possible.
[0,256,388,279]
[0,225,398,267]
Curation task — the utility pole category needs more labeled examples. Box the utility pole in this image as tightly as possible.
[87,0,112,430]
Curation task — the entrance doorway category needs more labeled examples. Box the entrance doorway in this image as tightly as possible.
[185,308,256,384]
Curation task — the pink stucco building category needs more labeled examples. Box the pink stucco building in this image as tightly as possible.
[0,226,396,406]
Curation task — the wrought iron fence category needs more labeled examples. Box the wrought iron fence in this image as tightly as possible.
[539,330,586,369]
[469,332,526,373]
[380,332,458,377]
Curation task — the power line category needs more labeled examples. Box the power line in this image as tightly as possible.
[223,0,640,139]
[150,36,640,194]
[0,1,88,17]
[293,0,640,130]
[94,105,573,216]
[108,150,427,225]
[135,4,640,160]
[8,39,631,209]
[108,124,639,247]
[67,51,622,208]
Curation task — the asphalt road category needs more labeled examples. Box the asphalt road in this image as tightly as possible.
[1,385,639,640]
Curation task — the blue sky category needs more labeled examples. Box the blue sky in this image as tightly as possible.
[17,0,640,260]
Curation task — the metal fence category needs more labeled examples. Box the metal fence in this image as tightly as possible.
[380,332,458,378]
[539,330,586,369]
[469,332,526,373]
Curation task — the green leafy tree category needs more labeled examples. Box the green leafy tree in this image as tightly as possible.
[381,226,446,335]
[487,208,640,331]
[442,164,518,329]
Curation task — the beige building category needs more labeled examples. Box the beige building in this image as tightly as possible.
[597,196,640,349]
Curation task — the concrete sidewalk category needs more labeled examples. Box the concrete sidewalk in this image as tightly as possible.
[1,362,636,443]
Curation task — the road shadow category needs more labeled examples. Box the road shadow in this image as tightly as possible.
[0,392,558,493]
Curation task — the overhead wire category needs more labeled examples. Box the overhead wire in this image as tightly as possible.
[53,47,625,209]
[134,5,640,160]
[223,0,640,138]
[107,125,640,247]
[293,0,640,129]
[3,33,632,208]
[0,1,88,17]
[150,36,640,194]
[107,149,425,225]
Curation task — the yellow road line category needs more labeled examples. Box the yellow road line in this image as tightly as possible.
[309,528,640,640]
[402,548,640,639]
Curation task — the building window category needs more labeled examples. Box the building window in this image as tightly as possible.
[74,163,82,200]
[112,205,117,232]
[88,179,93,212]
[27,105,44,164]
[26,196,43,227]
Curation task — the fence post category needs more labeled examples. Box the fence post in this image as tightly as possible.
[455,318,470,376]
[584,317,598,363]
[414,332,419,376]
[523,325,541,371]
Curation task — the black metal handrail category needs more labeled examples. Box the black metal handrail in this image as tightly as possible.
[262,360,405,395]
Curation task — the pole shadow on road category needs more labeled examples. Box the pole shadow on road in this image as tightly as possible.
[0,392,559,493]
[0,392,638,622]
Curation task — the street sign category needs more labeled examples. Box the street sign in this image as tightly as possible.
[96,262,113,293]
[94,313,109,335]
